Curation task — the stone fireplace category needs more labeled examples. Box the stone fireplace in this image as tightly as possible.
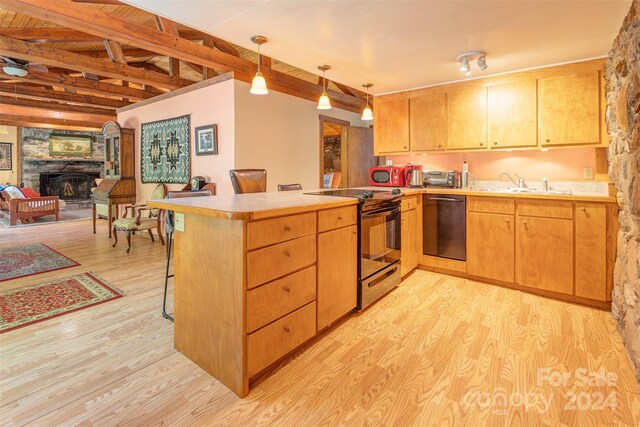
[605,0,640,381]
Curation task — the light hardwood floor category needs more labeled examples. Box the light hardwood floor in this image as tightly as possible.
[1,220,638,426]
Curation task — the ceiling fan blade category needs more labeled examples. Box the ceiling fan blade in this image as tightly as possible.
[27,63,48,73]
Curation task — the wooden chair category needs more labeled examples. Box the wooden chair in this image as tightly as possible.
[229,169,267,194]
[277,183,302,191]
[162,189,213,322]
[1,185,60,226]
[111,184,166,253]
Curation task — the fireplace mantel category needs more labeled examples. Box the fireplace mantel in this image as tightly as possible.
[24,158,103,163]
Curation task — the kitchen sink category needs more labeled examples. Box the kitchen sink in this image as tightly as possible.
[474,188,573,195]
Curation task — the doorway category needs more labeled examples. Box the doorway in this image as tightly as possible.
[319,115,376,189]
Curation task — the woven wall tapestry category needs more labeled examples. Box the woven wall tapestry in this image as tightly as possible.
[141,115,190,183]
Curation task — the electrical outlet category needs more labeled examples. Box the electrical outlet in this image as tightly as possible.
[174,212,185,232]
[584,167,594,179]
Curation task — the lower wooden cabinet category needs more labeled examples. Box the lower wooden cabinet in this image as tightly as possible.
[467,211,514,283]
[575,203,607,300]
[401,207,419,277]
[516,215,574,295]
[317,224,358,330]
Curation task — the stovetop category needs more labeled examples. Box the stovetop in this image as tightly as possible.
[304,188,403,203]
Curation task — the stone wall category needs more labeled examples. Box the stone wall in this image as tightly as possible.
[605,0,640,382]
[323,136,342,172]
[21,128,104,192]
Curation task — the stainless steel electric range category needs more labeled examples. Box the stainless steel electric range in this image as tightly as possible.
[304,188,403,309]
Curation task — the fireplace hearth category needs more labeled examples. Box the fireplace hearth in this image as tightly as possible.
[40,172,100,201]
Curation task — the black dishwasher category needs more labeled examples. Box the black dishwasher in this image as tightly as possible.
[422,194,466,261]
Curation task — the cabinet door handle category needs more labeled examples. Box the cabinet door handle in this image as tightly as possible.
[545,138,550,143]
[283,326,290,333]
[505,219,510,223]
[284,250,292,257]
[283,286,291,293]
[337,216,343,220]
[494,141,498,145]
[579,207,586,211]
[284,225,292,232]
[479,142,484,146]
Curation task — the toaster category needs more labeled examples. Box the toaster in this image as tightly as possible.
[423,170,458,188]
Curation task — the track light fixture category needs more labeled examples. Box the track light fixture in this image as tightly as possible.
[456,51,488,76]
[361,83,373,121]
[317,65,332,110]
[250,35,268,95]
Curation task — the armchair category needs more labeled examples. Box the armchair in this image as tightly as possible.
[111,184,166,253]
[0,186,60,226]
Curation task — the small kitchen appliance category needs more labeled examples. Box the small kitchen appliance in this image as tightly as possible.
[368,165,406,187]
[423,170,458,188]
[404,164,424,188]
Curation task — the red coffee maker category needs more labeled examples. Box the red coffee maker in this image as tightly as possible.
[405,163,424,188]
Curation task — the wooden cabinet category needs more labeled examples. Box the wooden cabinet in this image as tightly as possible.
[467,211,515,283]
[410,93,447,151]
[317,224,358,330]
[516,215,574,295]
[575,203,607,300]
[401,203,419,277]
[488,80,537,148]
[373,98,409,154]
[538,72,600,146]
[447,87,487,150]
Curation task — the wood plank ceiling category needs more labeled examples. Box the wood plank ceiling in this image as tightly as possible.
[0,0,367,131]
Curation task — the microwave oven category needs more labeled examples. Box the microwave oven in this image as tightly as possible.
[369,166,406,187]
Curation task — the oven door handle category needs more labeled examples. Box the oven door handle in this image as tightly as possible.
[361,206,401,218]
[425,197,463,202]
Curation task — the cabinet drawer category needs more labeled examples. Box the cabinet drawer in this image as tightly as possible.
[401,196,418,212]
[247,302,316,377]
[247,266,316,333]
[517,200,573,219]
[247,234,316,289]
[247,212,316,250]
[468,197,514,214]
[317,205,357,232]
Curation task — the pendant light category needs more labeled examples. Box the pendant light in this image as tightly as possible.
[317,65,331,110]
[361,83,373,121]
[250,35,269,95]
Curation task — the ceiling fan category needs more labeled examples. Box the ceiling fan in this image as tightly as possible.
[0,56,48,77]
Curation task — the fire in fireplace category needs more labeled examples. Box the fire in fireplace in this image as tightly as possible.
[40,172,100,200]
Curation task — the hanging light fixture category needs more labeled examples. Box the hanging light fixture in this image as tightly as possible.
[361,83,373,121]
[317,65,332,110]
[250,35,269,95]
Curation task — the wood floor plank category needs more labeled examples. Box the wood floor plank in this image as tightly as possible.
[0,219,638,426]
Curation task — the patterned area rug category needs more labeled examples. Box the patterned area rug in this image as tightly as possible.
[0,244,79,282]
[0,273,124,333]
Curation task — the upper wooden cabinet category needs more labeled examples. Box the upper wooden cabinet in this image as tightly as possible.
[447,87,487,150]
[538,72,600,146]
[488,80,537,149]
[410,93,447,151]
[373,98,409,154]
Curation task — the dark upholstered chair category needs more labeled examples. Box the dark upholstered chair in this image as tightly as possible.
[277,183,302,191]
[162,189,213,322]
[229,169,267,194]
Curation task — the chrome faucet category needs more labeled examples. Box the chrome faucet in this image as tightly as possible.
[499,171,527,188]
[542,177,549,191]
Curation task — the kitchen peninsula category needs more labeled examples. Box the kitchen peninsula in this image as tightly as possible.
[150,187,618,397]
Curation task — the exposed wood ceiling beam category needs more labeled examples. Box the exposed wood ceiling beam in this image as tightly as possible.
[0,118,102,132]
[0,114,105,130]
[0,69,155,101]
[128,62,170,76]
[155,16,181,78]
[202,36,218,80]
[0,82,129,109]
[103,39,127,64]
[78,48,158,59]
[0,36,192,90]
[0,95,116,117]
[72,0,122,4]
[0,28,212,43]
[1,0,366,112]
[1,103,115,124]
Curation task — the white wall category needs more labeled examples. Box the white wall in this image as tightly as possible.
[0,126,18,185]
[233,80,366,192]
[118,79,236,202]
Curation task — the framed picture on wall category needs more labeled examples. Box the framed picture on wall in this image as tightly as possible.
[195,124,218,156]
[0,143,11,170]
